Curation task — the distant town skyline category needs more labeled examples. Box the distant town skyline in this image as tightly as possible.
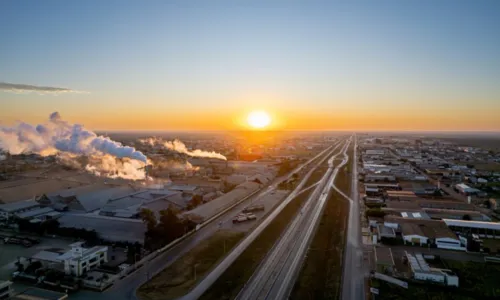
[1,1,500,131]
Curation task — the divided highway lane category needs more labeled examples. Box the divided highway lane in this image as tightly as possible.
[335,134,366,300]
[236,138,351,300]
[178,139,345,300]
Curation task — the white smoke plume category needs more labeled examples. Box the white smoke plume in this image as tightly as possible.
[140,137,226,160]
[154,159,199,172]
[0,112,148,180]
[85,155,147,180]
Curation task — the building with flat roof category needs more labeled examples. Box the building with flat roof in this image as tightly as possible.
[385,216,463,250]
[374,247,394,273]
[455,183,479,195]
[0,199,41,220]
[385,190,418,201]
[424,208,490,222]
[168,185,202,195]
[406,252,458,287]
[0,281,12,299]
[443,219,500,239]
[39,184,137,212]
[32,242,108,277]
[399,181,437,195]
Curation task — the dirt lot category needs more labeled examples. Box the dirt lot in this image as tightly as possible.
[0,167,130,203]
[137,230,244,300]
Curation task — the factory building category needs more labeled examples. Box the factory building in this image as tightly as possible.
[0,199,42,220]
[32,242,108,277]
[443,219,500,239]
[384,216,463,250]
[406,252,459,287]
[455,183,479,195]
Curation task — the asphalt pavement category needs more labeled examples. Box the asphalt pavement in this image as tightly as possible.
[338,134,366,300]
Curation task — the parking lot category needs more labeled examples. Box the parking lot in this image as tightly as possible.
[0,233,74,279]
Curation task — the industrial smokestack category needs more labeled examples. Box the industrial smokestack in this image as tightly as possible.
[0,112,148,180]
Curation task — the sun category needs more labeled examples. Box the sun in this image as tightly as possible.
[247,111,271,129]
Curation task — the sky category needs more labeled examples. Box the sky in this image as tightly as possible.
[1,0,500,131]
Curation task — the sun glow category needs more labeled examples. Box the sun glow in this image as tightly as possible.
[247,111,271,129]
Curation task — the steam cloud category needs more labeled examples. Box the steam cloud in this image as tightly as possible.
[0,82,86,95]
[0,112,148,180]
[140,137,226,160]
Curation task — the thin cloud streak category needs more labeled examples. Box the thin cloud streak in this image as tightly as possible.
[0,82,87,95]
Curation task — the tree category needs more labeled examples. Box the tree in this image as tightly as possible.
[140,208,157,231]
[159,206,184,241]
[187,194,203,210]
[484,200,492,209]
[433,189,442,197]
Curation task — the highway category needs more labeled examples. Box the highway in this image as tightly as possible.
[68,144,337,300]
[335,134,366,300]
[235,138,351,300]
[179,139,345,300]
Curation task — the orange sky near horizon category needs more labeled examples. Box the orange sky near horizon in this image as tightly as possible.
[2,105,498,132]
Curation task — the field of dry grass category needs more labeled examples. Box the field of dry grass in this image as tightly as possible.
[137,230,245,300]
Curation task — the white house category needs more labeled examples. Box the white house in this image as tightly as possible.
[32,242,108,276]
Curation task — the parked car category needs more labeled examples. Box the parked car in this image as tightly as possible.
[243,204,265,213]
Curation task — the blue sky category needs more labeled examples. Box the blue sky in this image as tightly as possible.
[1,0,500,130]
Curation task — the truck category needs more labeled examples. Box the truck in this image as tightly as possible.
[243,204,265,213]
[4,237,32,247]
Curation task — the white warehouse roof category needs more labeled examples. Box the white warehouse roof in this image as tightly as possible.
[443,219,500,231]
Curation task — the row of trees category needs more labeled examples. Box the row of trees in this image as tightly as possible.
[140,206,197,251]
